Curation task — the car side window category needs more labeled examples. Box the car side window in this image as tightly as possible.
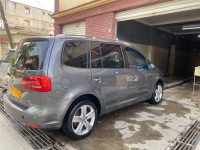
[125,47,147,68]
[100,43,124,68]
[91,42,102,68]
[63,42,87,68]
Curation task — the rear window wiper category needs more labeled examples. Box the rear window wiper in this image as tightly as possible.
[1,60,9,63]
[13,64,29,70]
[12,64,21,69]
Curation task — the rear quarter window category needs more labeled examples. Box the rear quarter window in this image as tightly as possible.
[100,44,124,68]
[11,40,49,70]
[63,42,87,68]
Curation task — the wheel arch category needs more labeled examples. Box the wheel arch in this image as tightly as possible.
[62,94,102,125]
[156,79,164,87]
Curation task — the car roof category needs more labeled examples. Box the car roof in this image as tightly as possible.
[20,35,130,46]
[56,34,131,46]
[8,49,16,51]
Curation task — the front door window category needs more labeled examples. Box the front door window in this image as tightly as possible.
[125,47,147,68]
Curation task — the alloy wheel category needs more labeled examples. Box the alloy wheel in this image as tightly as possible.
[72,105,95,135]
[155,85,163,102]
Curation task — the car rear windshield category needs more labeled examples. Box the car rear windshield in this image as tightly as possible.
[11,39,49,70]
[0,50,15,63]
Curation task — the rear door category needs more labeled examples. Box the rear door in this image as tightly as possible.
[91,42,130,111]
[123,46,152,100]
[47,40,92,99]
[7,38,51,109]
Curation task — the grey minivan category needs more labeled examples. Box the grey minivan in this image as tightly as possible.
[4,35,164,139]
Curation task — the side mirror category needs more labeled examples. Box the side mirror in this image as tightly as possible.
[148,64,155,69]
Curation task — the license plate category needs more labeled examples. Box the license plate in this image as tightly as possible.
[10,86,22,98]
[0,79,2,84]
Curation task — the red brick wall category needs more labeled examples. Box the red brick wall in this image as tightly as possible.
[54,24,62,36]
[54,0,173,37]
[0,35,8,42]
[86,12,115,39]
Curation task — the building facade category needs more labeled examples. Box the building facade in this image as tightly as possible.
[52,0,200,75]
[0,0,54,56]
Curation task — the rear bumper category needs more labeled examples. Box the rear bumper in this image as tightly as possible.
[3,93,62,129]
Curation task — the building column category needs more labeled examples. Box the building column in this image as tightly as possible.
[54,0,59,13]
[86,12,116,39]
[54,24,62,36]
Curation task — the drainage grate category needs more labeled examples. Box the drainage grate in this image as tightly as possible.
[166,120,200,150]
[0,100,64,150]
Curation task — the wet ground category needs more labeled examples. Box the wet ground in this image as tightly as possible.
[42,81,200,150]
[164,74,193,85]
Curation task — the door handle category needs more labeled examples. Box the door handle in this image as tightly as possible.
[130,75,136,79]
[94,77,101,83]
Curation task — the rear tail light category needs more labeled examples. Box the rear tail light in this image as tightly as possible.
[25,121,40,128]
[22,76,51,92]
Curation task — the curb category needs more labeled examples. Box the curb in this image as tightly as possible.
[164,78,193,90]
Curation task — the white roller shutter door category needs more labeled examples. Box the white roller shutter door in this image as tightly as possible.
[62,21,86,35]
[116,0,200,21]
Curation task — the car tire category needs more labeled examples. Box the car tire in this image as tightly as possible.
[148,83,163,104]
[62,99,98,139]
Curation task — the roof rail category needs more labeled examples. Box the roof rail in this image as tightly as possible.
[56,34,129,45]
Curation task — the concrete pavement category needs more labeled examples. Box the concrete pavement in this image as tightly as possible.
[195,142,200,150]
[0,111,33,150]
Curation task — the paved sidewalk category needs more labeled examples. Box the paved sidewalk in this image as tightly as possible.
[195,142,200,150]
[0,112,33,150]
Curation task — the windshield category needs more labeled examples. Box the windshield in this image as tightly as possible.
[11,40,49,70]
[0,50,15,63]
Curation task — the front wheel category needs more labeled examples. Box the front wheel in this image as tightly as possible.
[62,100,98,139]
[148,83,163,104]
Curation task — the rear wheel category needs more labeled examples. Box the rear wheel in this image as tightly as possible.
[148,83,163,104]
[62,100,98,139]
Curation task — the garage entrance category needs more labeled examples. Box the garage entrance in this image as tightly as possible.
[116,0,200,76]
